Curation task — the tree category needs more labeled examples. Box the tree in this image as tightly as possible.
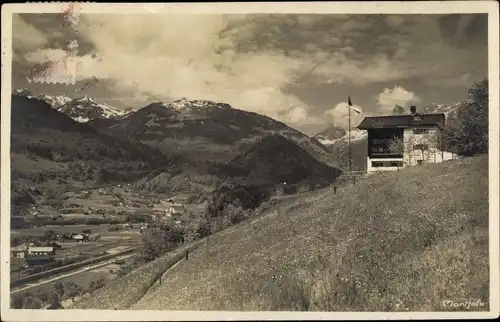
[44,229,56,241]
[196,219,212,238]
[117,262,133,277]
[22,296,43,309]
[65,281,81,300]
[442,78,488,156]
[36,292,49,305]
[392,105,406,115]
[52,282,65,304]
[140,224,185,262]
[387,137,405,156]
[388,133,439,166]
[11,295,24,309]
[224,203,250,225]
[86,278,106,294]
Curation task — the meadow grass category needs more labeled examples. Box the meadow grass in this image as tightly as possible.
[72,239,206,309]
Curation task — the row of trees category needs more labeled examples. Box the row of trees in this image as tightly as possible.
[441,78,488,156]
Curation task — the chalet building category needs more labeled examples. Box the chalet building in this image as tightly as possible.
[168,204,186,216]
[11,245,28,258]
[72,233,89,243]
[357,106,458,173]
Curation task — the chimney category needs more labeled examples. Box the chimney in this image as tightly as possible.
[410,105,422,121]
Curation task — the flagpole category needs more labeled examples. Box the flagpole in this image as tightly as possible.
[348,95,352,173]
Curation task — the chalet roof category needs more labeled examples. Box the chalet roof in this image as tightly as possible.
[357,113,445,130]
[11,245,27,252]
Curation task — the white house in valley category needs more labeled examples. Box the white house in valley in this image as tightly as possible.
[357,106,458,173]
[168,204,186,216]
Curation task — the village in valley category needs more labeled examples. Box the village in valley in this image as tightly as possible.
[9,182,197,308]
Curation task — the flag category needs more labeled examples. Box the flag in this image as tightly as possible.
[347,95,361,114]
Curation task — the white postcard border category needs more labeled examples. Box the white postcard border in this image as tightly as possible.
[1,1,499,321]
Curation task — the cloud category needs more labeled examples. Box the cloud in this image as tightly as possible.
[286,106,309,124]
[35,14,315,125]
[375,85,420,114]
[12,14,49,53]
[299,15,487,88]
[12,13,487,126]
[324,102,364,129]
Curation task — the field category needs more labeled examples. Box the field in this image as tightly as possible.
[123,155,489,311]
[10,254,138,309]
[12,224,142,237]
[15,181,206,230]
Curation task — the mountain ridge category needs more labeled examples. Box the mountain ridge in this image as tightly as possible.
[10,94,177,212]
[88,98,335,167]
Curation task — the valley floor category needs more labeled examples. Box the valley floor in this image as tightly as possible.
[126,155,489,311]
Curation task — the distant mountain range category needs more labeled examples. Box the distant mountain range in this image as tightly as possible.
[14,89,132,123]
[12,88,463,205]
[10,90,343,213]
[421,102,464,117]
[57,96,130,123]
[10,93,177,211]
[14,89,73,108]
[87,97,335,166]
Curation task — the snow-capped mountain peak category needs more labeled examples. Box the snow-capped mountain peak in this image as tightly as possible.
[421,102,463,118]
[314,124,367,146]
[40,94,73,108]
[13,89,72,108]
[57,96,130,123]
[14,88,34,98]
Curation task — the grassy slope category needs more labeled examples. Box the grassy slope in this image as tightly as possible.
[129,155,488,311]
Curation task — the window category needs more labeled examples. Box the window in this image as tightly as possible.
[372,161,403,168]
[412,128,429,134]
[417,160,423,165]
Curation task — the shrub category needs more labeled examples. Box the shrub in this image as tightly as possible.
[224,203,251,225]
[117,262,134,277]
[11,295,24,309]
[86,278,106,293]
[22,296,43,309]
[140,224,185,262]
[65,281,82,299]
[207,181,271,218]
[51,282,65,303]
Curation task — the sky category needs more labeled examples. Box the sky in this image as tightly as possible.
[11,12,488,135]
